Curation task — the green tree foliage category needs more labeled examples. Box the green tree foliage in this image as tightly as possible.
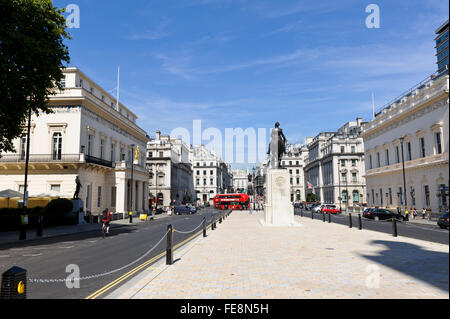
[0,0,70,153]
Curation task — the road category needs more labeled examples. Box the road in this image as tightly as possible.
[295,209,449,245]
[0,207,221,299]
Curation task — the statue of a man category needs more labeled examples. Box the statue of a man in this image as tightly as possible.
[267,122,287,169]
[74,176,82,199]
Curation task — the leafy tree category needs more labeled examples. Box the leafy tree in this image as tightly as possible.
[0,0,70,154]
[306,193,317,203]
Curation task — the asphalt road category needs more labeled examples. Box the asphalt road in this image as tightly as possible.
[295,209,449,245]
[0,207,221,299]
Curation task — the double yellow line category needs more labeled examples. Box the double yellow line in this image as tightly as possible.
[86,225,210,299]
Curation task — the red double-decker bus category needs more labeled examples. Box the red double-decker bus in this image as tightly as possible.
[213,193,250,211]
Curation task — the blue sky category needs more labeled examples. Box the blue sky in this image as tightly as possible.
[54,0,448,168]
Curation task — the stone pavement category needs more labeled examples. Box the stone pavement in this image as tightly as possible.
[109,210,449,299]
[0,213,170,245]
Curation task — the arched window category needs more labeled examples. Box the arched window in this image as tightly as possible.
[52,132,63,160]
[353,190,360,203]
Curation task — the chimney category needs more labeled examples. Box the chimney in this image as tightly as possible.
[156,130,161,140]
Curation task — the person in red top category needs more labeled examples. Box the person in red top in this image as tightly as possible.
[101,209,111,236]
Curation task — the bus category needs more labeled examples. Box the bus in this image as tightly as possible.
[213,193,250,211]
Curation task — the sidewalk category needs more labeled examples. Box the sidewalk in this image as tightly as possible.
[110,211,449,299]
[0,213,171,245]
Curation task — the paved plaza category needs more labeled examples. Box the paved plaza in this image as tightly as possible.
[108,211,449,299]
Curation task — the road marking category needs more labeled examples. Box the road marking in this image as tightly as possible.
[0,255,10,258]
[22,253,43,257]
[58,246,75,249]
[86,223,213,299]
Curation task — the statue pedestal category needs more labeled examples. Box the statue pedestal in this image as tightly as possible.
[71,199,86,225]
[260,169,300,227]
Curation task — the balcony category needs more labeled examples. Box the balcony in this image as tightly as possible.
[0,153,113,168]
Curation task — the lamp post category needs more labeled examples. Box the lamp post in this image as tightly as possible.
[399,137,408,210]
[130,144,135,219]
[342,168,348,212]
[20,109,32,240]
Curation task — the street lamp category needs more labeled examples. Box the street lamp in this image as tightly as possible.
[342,168,348,212]
[399,136,408,211]
[130,144,135,219]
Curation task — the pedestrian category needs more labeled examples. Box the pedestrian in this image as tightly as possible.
[422,207,426,219]
[405,208,409,221]
[412,208,417,220]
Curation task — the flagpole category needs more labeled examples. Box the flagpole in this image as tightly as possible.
[116,66,120,111]
[372,92,375,119]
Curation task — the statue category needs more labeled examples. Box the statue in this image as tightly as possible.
[74,176,82,199]
[267,122,287,169]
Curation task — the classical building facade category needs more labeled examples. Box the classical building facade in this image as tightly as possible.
[362,72,449,212]
[281,144,308,203]
[231,169,249,193]
[146,131,194,207]
[0,67,150,216]
[189,145,232,204]
[304,118,367,209]
[436,20,449,74]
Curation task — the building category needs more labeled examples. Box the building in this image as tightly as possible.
[362,71,449,212]
[231,168,249,193]
[436,20,449,74]
[189,145,232,205]
[304,118,367,209]
[0,67,150,216]
[146,131,194,207]
[281,144,308,203]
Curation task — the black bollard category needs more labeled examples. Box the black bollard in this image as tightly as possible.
[129,212,133,224]
[203,217,207,238]
[358,214,362,230]
[349,213,353,228]
[219,213,222,224]
[392,218,398,237]
[36,216,43,237]
[311,211,314,220]
[166,225,174,265]
[322,212,326,222]
[301,209,303,217]
[212,216,215,230]
[328,212,331,223]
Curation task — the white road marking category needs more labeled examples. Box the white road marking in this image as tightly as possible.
[58,246,75,249]
[22,253,43,257]
[0,255,10,258]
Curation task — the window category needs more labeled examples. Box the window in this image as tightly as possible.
[352,173,357,183]
[203,170,207,175]
[369,155,373,169]
[79,79,83,87]
[407,142,412,161]
[196,179,200,186]
[159,152,164,158]
[296,169,300,174]
[50,184,61,192]
[289,169,293,175]
[111,187,117,208]
[341,160,346,167]
[377,153,381,168]
[148,152,153,158]
[341,173,347,182]
[97,186,102,208]
[210,170,214,175]
[87,135,93,156]
[111,144,116,162]
[341,146,345,153]
[61,78,66,88]
[352,191,359,203]
[289,161,292,166]
[388,188,393,205]
[351,159,357,167]
[351,146,356,153]
[203,179,207,185]
[296,178,300,185]
[100,140,105,160]
[395,146,400,164]
[424,185,430,207]
[296,161,299,165]
[398,187,403,206]
[419,138,426,158]
[379,189,383,206]
[436,132,442,154]
[196,170,200,176]
[371,189,375,205]
[52,133,63,160]
[385,149,390,166]
[20,134,27,160]
[342,191,348,203]
[290,178,293,185]
[210,179,214,185]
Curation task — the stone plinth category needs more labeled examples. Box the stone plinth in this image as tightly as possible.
[261,169,300,227]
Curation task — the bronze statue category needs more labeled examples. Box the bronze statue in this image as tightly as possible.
[74,176,82,199]
[267,122,287,169]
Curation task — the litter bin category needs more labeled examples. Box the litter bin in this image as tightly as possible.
[1,266,27,299]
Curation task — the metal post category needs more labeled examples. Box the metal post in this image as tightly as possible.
[212,215,215,230]
[166,225,173,265]
[392,218,398,237]
[400,137,408,210]
[349,213,352,228]
[323,212,326,222]
[20,109,32,241]
[311,210,314,220]
[328,212,331,223]
[203,217,207,237]
[36,215,43,237]
[358,213,362,230]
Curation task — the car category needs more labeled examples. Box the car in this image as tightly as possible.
[437,212,449,229]
[174,205,195,215]
[321,205,341,214]
[363,208,400,221]
[313,204,325,214]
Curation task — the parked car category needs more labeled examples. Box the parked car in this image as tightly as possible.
[188,205,197,214]
[437,212,449,229]
[363,208,400,221]
[321,205,341,215]
[174,205,195,215]
[313,204,325,214]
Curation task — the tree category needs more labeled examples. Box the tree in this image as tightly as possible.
[306,193,317,203]
[0,0,71,154]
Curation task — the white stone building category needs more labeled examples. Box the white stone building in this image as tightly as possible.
[231,169,249,193]
[146,131,194,207]
[304,118,367,209]
[0,67,149,216]
[281,144,308,203]
[362,72,449,213]
[189,145,232,205]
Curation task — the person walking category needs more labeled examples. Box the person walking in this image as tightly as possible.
[412,208,417,220]
[422,207,427,219]
[405,208,410,221]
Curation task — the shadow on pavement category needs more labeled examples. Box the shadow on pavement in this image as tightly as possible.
[0,224,141,252]
[360,240,449,293]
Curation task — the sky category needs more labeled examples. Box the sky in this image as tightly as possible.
[53,0,449,168]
